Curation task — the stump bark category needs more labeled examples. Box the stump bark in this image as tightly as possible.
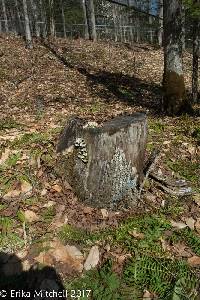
[57,113,147,209]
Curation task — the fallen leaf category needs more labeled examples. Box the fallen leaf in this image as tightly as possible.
[20,180,32,194]
[172,243,192,258]
[101,208,108,219]
[193,194,200,206]
[188,256,200,267]
[84,245,99,271]
[0,148,11,165]
[43,200,55,208]
[41,188,48,196]
[170,220,187,229]
[185,217,195,230]
[51,184,62,193]
[195,218,200,234]
[3,189,21,199]
[24,210,39,223]
[143,290,152,299]
[129,229,144,239]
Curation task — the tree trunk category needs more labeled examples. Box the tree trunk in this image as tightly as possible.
[181,4,186,51]
[2,0,8,33]
[163,0,191,115]
[30,0,40,38]
[47,0,55,37]
[112,5,118,42]
[22,0,33,49]
[61,0,66,38]
[85,0,97,41]
[158,0,163,46]
[39,0,47,38]
[82,0,89,39]
[57,114,147,209]
[14,0,22,35]
[192,1,200,103]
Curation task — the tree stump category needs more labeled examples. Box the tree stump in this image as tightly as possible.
[57,113,147,209]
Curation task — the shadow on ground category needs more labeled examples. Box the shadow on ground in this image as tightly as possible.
[42,41,163,114]
[0,252,66,299]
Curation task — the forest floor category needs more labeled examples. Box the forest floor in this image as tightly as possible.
[0,34,200,299]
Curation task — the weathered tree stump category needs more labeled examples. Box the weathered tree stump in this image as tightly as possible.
[57,113,147,209]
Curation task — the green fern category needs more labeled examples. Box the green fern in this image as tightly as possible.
[124,255,199,299]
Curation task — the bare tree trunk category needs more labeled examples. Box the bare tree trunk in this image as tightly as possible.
[61,0,66,38]
[85,0,96,41]
[82,0,89,39]
[158,0,163,46]
[163,0,191,115]
[192,5,200,103]
[30,0,40,37]
[10,9,17,35]
[148,0,153,43]
[14,0,23,35]
[39,0,47,38]
[181,4,186,51]
[46,0,55,37]
[22,0,33,49]
[112,5,118,42]
[2,0,8,33]
[149,16,153,43]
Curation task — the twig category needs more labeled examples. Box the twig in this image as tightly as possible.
[138,148,160,198]
[23,221,27,246]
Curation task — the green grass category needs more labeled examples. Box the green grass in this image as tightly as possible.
[149,120,166,134]
[11,132,50,148]
[167,159,199,186]
[0,117,22,130]
[192,126,200,143]
[0,217,13,235]
[168,227,200,256]
[42,206,56,223]
[113,214,171,256]
[0,232,24,252]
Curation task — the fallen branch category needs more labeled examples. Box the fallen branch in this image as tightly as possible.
[138,148,160,198]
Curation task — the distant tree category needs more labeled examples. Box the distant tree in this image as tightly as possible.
[46,0,55,37]
[2,0,8,32]
[185,0,200,103]
[60,0,66,38]
[85,0,97,41]
[158,0,163,46]
[30,0,40,37]
[82,0,89,39]
[22,0,33,48]
[163,0,191,115]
